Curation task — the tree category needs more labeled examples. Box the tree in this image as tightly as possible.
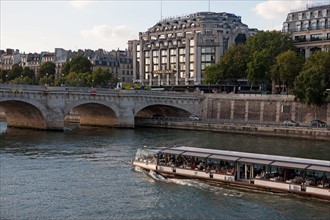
[62,55,92,75]
[38,62,56,85]
[245,31,296,90]
[91,68,113,87]
[246,49,272,86]
[203,63,221,84]
[0,69,10,83]
[293,67,326,105]
[270,50,304,94]
[65,72,80,86]
[245,31,295,59]
[38,61,55,77]
[204,44,249,84]
[293,51,330,105]
[8,64,23,81]
[22,67,36,83]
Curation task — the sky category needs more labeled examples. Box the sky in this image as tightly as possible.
[1,0,329,53]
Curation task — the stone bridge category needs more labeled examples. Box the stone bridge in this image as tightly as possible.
[0,84,204,130]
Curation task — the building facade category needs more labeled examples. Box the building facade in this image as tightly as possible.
[128,12,257,86]
[282,3,330,58]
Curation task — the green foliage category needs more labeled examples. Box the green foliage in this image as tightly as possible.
[0,69,10,83]
[293,67,326,105]
[64,72,80,86]
[270,50,304,93]
[246,49,272,84]
[91,68,112,87]
[203,64,221,84]
[245,31,296,85]
[293,51,330,105]
[9,64,23,80]
[62,55,92,75]
[38,61,56,77]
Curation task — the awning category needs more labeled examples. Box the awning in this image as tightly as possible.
[160,149,184,155]
[307,165,330,173]
[238,158,273,165]
[181,151,211,158]
[271,161,309,169]
[208,154,240,162]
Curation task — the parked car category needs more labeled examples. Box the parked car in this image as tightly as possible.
[310,120,327,128]
[283,120,299,126]
[189,115,200,121]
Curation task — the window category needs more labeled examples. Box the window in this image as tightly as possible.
[322,9,327,17]
[161,50,167,56]
[201,47,215,53]
[205,29,212,35]
[152,50,159,57]
[190,39,195,46]
[170,49,176,55]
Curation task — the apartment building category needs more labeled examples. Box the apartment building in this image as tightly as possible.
[90,49,133,83]
[128,11,257,86]
[282,3,330,58]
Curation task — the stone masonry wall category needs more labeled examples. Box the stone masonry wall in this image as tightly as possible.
[204,94,329,124]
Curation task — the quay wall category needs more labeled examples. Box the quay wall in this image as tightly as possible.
[135,120,330,141]
[202,94,329,125]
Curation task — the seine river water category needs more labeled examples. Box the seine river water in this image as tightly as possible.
[0,122,329,220]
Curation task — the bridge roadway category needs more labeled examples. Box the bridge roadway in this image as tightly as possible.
[0,84,204,130]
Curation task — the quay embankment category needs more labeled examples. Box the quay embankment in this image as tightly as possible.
[135,119,330,141]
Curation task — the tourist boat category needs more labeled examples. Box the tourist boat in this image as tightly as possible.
[133,146,330,200]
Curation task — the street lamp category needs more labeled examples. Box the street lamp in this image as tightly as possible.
[46,73,48,86]
[5,74,8,84]
[20,75,23,84]
[61,74,64,86]
[92,79,94,88]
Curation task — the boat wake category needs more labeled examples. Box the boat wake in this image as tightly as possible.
[141,170,244,197]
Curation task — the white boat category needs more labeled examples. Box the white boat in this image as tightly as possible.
[133,146,330,200]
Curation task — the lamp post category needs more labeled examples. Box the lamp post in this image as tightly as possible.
[5,74,8,84]
[61,74,64,86]
[79,78,81,87]
[92,79,94,88]
[45,73,48,86]
[20,75,23,84]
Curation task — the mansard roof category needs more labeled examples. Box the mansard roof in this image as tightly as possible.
[147,11,245,33]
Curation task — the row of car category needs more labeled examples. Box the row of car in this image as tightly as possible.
[283,119,327,128]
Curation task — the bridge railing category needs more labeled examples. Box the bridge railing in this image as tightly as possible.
[0,83,204,98]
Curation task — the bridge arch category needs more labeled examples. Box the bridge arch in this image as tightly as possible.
[135,104,192,118]
[64,100,119,127]
[0,98,47,129]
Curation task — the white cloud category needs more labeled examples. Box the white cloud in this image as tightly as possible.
[69,0,94,8]
[80,25,136,48]
[253,0,316,20]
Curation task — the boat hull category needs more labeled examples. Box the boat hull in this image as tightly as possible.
[134,162,330,201]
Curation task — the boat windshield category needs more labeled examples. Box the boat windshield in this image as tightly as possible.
[135,148,158,164]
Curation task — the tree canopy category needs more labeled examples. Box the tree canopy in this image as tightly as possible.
[62,55,92,75]
[293,51,330,105]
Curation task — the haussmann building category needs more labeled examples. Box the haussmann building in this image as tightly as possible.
[128,12,257,87]
[282,3,330,58]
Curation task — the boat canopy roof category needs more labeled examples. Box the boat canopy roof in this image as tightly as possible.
[158,146,330,173]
